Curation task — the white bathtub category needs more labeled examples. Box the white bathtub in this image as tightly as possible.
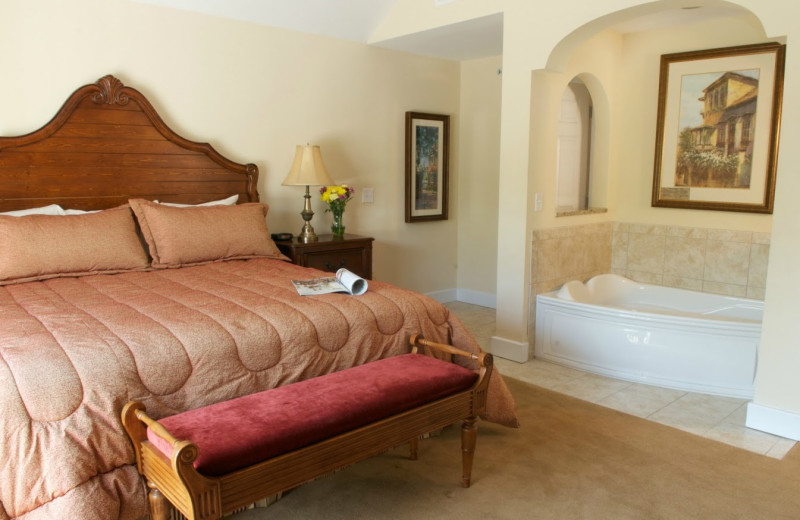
[534,274,763,398]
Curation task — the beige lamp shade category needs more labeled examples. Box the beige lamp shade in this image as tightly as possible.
[282,145,334,186]
[282,144,335,243]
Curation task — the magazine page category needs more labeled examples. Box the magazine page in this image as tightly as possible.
[291,268,368,296]
[291,277,347,296]
[336,268,368,295]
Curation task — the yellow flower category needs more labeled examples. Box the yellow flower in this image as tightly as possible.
[319,185,355,213]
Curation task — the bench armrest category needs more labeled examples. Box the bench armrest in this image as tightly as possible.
[134,406,182,447]
[408,334,493,415]
[409,333,491,368]
[121,401,199,466]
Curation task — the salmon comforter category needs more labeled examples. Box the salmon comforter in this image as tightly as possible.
[0,258,518,520]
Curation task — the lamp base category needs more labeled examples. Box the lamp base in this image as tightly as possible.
[298,223,318,243]
[297,185,318,243]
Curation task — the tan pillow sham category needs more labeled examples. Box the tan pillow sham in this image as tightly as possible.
[128,199,285,268]
[0,205,150,284]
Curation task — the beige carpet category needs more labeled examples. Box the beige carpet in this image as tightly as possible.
[235,377,800,519]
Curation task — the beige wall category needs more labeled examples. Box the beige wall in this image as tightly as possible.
[753,2,800,424]
[531,29,622,227]
[376,0,800,438]
[613,13,772,231]
[456,55,503,305]
[1,0,461,295]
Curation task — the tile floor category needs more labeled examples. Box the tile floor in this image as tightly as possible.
[444,301,796,459]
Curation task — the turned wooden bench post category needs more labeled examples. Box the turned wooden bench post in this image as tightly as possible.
[146,482,170,520]
[461,417,478,487]
[409,334,492,488]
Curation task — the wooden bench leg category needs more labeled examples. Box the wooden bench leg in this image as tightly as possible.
[147,481,171,520]
[461,417,477,488]
[409,437,419,460]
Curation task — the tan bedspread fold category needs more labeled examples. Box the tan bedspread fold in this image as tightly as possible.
[0,258,518,519]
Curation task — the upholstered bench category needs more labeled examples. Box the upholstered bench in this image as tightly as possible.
[121,335,493,520]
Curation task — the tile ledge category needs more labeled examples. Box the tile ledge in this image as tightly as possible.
[556,207,608,217]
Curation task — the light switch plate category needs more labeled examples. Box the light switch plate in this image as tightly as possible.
[534,192,543,211]
[362,187,374,203]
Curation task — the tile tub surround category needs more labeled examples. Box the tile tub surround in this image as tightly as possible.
[530,221,770,300]
[529,222,613,352]
[528,220,770,358]
[612,222,770,300]
[531,222,613,296]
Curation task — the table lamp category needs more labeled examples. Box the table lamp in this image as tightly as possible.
[282,144,334,243]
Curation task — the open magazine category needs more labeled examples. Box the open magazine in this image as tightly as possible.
[292,268,368,296]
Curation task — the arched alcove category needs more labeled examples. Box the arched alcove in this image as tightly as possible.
[556,78,593,212]
[528,0,771,356]
[554,73,611,215]
[545,1,761,72]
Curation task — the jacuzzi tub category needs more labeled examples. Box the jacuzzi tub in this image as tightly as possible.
[534,274,763,398]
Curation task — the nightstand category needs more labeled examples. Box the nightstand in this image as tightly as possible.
[275,234,374,279]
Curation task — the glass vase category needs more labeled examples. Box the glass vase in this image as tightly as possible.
[331,210,345,238]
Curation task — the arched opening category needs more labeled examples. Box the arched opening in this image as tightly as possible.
[527,1,770,355]
[556,77,594,213]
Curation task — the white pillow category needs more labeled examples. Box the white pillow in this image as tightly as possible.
[158,194,239,207]
[63,208,101,215]
[0,204,65,217]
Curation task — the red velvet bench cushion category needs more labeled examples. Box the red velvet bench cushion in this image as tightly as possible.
[147,353,478,476]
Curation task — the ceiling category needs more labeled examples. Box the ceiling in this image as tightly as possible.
[127,0,749,61]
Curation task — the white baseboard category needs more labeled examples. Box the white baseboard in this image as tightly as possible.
[456,289,497,308]
[746,402,800,441]
[424,288,496,308]
[424,289,458,304]
[490,335,529,363]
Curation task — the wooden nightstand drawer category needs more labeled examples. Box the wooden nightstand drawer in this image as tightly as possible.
[304,248,366,275]
[275,234,374,280]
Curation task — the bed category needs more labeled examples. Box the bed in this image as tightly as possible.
[0,75,518,520]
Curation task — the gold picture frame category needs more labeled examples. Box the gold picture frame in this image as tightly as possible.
[652,42,785,213]
[405,111,450,222]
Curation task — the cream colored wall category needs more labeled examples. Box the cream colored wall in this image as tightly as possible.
[377,0,800,437]
[613,14,771,232]
[456,55,503,305]
[530,29,622,227]
[0,0,462,294]
[372,0,502,43]
[748,1,800,428]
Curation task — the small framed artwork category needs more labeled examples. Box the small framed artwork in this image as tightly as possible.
[652,42,785,213]
[405,111,450,222]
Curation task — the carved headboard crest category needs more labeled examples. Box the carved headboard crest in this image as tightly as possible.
[91,74,130,106]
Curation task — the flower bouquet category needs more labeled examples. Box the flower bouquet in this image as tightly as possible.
[319,184,355,237]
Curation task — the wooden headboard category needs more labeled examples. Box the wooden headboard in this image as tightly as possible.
[0,75,258,212]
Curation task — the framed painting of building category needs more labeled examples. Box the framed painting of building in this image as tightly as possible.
[652,42,785,213]
[405,111,449,222]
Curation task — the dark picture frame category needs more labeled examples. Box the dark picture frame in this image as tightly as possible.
[405,111,450,222]
[652,42,785,213]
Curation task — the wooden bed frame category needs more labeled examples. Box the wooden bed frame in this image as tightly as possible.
[0,74,258,212]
